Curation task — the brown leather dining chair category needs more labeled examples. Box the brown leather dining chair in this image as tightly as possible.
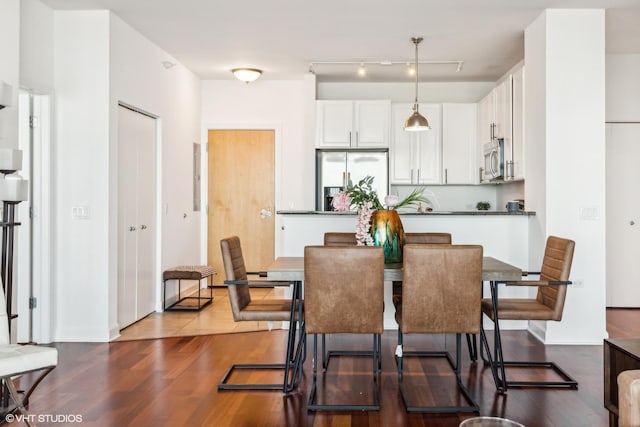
[217,236,303,393]
[397,243,483,412]
[323,232,357,246]
[304,245,384,411]
[480,235,577,391]
[392,232,452,314]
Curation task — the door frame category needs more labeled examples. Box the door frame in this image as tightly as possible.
[200,123,283,265]
[17,91,52,344]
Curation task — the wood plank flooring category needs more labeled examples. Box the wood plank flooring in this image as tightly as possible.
[117,287,285,340]
[14,308,640,427]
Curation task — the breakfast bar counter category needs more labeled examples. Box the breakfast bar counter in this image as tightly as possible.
[275,210,536,330]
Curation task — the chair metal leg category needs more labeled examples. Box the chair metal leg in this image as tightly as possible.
[218,281,305,393]
[308,333,381,411]
[397,332,480,413]
[4,378,35,427]
[481,280,578,391]
[466,333,477,363]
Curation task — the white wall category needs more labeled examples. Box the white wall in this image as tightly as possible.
[607,54,640,122]
[53,10,202,341]
[318,82,495,103]
[20,0,54,93]
[200,77,316,258]
[525,10,606,345]
[53,10,111,341]
[109,14,202,339]
[0,0,20,148]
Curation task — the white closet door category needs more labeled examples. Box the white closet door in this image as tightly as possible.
[606,123,640,307]
[117,106,156,328]
[135,113,156,319]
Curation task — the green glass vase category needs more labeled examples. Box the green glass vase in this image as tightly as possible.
[370,210,405,264]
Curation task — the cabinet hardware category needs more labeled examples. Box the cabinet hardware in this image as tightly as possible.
[129,226,136,231]
[631,221,636,226]
[140,224,148,230]
[444,168,448,184]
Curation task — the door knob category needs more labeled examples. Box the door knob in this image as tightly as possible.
[631,220,636,226]
[260,208,273,219]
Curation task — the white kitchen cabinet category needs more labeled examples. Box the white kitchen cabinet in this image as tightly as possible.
[493,77,512,141]
[477,77,511,141]
[442,103,478,184]
[509,65,525,180]
[316,100,390,148]
[477,73,518,181]
[390,103,441,185]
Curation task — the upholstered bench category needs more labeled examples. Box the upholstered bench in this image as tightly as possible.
[162,265,216,311]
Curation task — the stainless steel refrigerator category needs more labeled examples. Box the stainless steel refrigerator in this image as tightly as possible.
[316,149,389,211]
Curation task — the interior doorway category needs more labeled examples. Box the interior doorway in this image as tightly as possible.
[207,129,276,283]
[606,122,640,307]
[16,91,52,344]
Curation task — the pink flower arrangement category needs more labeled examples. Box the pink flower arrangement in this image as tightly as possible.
[355,201,374,246]
[330,175,431,246]
[331,192,352,212]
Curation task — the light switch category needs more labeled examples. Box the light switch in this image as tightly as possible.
[71,206,89,219]
[579,206,600,220]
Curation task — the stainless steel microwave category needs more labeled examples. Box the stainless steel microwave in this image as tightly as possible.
[483,139,504,181]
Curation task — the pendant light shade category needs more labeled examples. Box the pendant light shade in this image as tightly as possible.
[404,37,430,132]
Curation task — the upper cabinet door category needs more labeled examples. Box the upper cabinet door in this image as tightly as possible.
[511,66,525,180]
[415,104,442,184]
[493,76,512,141]
[353,100,390,148]
[316,100,390,148]
[390,104,416,184]
[316,101,354,148]
[442,103,478,184]
[390,103,441,185]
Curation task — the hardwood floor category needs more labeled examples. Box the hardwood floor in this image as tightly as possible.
[13,308,639,427]
[117,287,285,340]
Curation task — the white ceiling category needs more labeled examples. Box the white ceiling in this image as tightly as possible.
[39,0,640,83]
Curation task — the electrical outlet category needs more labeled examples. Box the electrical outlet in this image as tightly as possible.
[572,279,584,288]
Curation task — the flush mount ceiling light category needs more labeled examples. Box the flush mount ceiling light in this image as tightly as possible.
[231,68,262,83]
[404,37,430,132]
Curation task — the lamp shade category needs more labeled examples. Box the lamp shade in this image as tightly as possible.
[0,148,22,174]
[231,68,262,83]
[0,174,28,202]
[404,108,430,131]
[0,81,13,109]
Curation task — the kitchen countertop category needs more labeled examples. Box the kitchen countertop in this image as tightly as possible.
[277,210,535,216]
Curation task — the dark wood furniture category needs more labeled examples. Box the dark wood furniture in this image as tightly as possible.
[604,338,640,427]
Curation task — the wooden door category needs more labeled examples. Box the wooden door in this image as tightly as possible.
[208,130,275,283]
[606,123,640,307]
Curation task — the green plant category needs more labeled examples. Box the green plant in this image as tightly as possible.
[476,201,491,210]
[334,176,430,211]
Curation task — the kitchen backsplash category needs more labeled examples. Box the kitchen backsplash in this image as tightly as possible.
[391,181,524,212]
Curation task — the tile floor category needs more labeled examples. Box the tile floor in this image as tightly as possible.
[116,287,286,341]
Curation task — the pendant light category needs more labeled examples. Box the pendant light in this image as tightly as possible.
[404,37,430,131]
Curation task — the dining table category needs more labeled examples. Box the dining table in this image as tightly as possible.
[267,255,522,393]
